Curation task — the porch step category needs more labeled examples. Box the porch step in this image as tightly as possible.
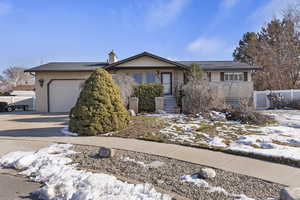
[163,96,178,113]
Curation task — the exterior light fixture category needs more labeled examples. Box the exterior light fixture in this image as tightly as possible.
[38,79,44,87]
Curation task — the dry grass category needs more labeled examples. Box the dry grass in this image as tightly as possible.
[115,116,166,138]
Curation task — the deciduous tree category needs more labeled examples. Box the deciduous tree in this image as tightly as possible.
[233,6,300,90]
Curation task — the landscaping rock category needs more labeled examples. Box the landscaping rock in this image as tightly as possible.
[198,168,216,179]
[98,147,115,158]
[128,109,136,116]
[148,161,165,168]
[280,187,300,200]
[70,145,282,200]
[157,109,167,114]
[209,111,226,121]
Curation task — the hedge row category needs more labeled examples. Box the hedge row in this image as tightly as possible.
[134,83,163,112]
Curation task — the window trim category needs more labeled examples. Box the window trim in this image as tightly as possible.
[223,72,244,82]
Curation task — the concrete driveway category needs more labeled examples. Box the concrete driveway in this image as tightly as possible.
[0,112,68,137]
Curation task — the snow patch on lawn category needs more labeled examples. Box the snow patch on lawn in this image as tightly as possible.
[61,127,78,136]
[208,137,227,148]
[0,144,171,200]
[209,111,226,121]
[159,110,300,163]
[228,112,300,161]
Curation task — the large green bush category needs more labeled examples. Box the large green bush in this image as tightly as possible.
[134,83,163,112]
[69,69,129,136]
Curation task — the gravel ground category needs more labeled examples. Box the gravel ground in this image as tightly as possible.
[69,145,282,200]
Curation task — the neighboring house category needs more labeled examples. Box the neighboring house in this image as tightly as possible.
[25,51,260,112]
[9,85,35,96]
[0,85,36,110]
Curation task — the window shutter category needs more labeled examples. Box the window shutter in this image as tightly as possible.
[244,72,248,81]
[220,72,224,81]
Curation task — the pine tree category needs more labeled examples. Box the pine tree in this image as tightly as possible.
[69,69,129,136]
[233,32,257,65]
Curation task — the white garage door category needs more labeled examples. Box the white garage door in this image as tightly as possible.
[49,80,84,112]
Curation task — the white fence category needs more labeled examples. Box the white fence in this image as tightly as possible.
[0,96,36,110]
[254,89,300,110]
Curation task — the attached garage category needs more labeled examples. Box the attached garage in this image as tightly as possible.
[48,80,84,112]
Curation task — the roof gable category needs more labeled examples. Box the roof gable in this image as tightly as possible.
[104,52,187,70]
[118,56,175,67]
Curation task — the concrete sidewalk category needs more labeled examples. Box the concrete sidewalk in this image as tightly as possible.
[0,136,299,187]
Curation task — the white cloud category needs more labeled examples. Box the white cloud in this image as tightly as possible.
[146,0,189,28]
[220,0,239,10]
[0,1,12,15]
[250,0,300,30]
[184,0,239,60]
[187,37,234,60]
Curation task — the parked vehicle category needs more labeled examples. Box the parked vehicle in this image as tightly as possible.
[0,102,16,112]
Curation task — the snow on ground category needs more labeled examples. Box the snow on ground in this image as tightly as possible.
[0,144,171,200]
[121,156,147,168]
[228,111,300,161]
[180,174,256,200]
[208,137,227,148]
[157,110,300,162]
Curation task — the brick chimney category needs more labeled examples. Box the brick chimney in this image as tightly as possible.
[108,50,118,64]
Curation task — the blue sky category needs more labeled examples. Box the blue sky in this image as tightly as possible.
[0,0,299,71]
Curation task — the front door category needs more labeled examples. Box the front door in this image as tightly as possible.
[161,72,172,95]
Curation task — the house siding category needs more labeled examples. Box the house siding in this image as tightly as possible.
[207,70,253,99]
[114,68,183,95]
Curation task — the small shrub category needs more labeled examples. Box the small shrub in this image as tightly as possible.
[267,92,285,109]
[182,80,226,114]
[112,74,136,107]
[134,83,163,112]
[69,69,129,136]
[224,98,273,125]
[182,63,227,114]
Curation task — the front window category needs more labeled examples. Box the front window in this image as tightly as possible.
[224,72,244,81]
[132,73,143,84]
[146,73,157,83]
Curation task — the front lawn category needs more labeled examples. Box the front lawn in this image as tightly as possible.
[110,111,300,167]
[114,116,167,141]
